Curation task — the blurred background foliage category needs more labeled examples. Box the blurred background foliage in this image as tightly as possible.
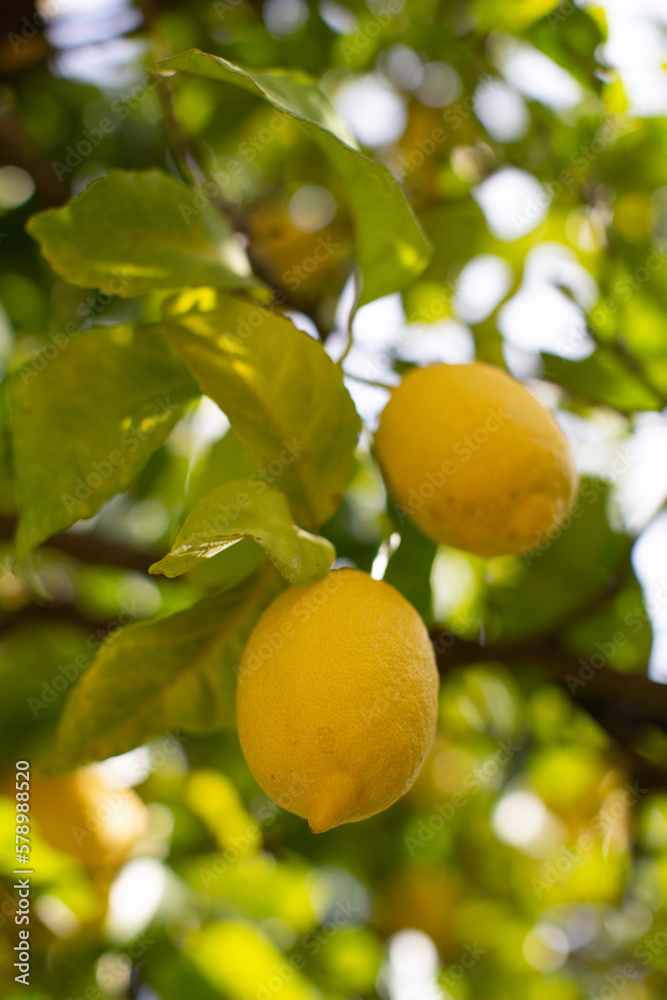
[2,0,667,998]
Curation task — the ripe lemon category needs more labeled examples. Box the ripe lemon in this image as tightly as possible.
[375,362,578,557]
[22,769,145,867]
[236,568,439,833]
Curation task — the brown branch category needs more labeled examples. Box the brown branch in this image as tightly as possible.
[433,631,667,724]
[0,517,157,573]
[433,630,667,785]
[0,602,110,639]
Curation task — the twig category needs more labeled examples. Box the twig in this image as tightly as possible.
[154,71,330,341]
[432,628,667,775]
[344,372,394,390]
[0,517,157,574]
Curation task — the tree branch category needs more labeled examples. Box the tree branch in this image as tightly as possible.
[0,517,157,574]
[432,629,667,782]
[0,602,110,639]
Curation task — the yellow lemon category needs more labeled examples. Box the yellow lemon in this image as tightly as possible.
[21,768,146,867]
[236,568,439,833]
[375,362,578,557]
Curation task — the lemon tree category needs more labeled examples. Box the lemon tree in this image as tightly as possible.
[2,0,667,998]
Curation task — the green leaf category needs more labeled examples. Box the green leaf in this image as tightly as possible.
[384,515,437,624]
[164,290,360,530]
[186,428,259,510]
[561,576,652,674]
[9,324,199,559]
[0,381,15,514]
[484,478,629,642]
[525,7,606,91]
[472,0,560,30]
[541,350,663,413]
[0,622,91,764]
[56,566,283,767]
[184,429,267,589]
[26,170,256,299]
[184,921,319,1000]
[150,479,335,584]
[153,50,431,306]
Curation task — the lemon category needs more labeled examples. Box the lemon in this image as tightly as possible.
[24,769,145,867]
[236,568,439,833]
[375,362,578,557]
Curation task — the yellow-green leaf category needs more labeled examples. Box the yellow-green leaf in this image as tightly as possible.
[164,290,360,530]
[153,50,431,306]
[9,324,199,560]
[56,566,283,767]
[27,169,256,298]
[150,479,335,584]
[541,350,663,413]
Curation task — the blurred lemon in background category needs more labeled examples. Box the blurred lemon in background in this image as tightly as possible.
[26,768,146,868]
[375,362,577,557]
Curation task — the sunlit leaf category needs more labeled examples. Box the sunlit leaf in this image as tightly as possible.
[150,479,335,584]
[184,920,318,1000]
[9,324,199,559]
[26,170,256,298]
[472,0,560,30]
[153,50,432,306]
[164,290,360,530]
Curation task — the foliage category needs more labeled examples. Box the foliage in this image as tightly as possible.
[1,0,667,998]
